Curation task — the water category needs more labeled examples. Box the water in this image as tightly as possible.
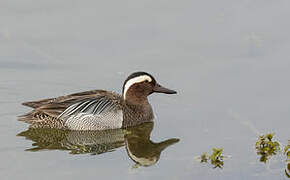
[0,0,290,179]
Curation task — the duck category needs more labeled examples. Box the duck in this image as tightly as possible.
[19,71,177,130]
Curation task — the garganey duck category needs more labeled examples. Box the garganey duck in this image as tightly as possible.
[19,72,177,130]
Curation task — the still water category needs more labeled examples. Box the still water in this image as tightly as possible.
[0,0,289,179]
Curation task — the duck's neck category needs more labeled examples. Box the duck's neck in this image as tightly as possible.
[122,96,154,128]
[123,90,149,105]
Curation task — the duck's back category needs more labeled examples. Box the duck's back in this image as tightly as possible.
[19,90,124,130]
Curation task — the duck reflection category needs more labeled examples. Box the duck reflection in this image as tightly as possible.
[18,128,125,154]
[18,122,179,166]
[125,123,179,166]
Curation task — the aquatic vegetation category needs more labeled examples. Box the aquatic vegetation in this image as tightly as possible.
[285,141,290,162]
[255,133,280,163]
[285,163,290,178]
[200,152,208,163]
[199,148,225,169]
[254,135,289,178]
[285,141,290,178]
[210,148,224,168]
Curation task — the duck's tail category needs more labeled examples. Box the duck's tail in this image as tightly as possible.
[22,97,55,108]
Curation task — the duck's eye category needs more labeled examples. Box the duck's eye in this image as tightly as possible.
[145,80,149,83]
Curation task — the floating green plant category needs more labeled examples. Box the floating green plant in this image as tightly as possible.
[284,141,290,162]
[255,133,280,163]
[285,163,290,178]
[199,148,224,169]
[285,141,290,178]
[210,148,224,168]
[200,152,208,163]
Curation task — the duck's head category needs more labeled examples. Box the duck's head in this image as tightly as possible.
[122,72,177,103]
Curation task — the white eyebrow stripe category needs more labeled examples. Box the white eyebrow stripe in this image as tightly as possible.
[123,75,152,99]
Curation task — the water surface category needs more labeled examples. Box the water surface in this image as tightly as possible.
[0,0,290,179]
